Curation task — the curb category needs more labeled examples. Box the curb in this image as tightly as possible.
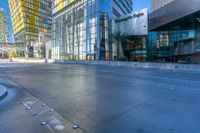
[0,85,8,101]
[54,60,200,72]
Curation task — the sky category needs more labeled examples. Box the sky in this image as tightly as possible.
[133,0,150,11]
[0,0,150,43]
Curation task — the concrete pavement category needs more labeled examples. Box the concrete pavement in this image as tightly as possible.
[0,63,200,133]
[0,64,85,133]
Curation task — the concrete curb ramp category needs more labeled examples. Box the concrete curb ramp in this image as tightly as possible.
[0,85,8,101]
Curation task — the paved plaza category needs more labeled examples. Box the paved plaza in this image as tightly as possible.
[0,63,200,133]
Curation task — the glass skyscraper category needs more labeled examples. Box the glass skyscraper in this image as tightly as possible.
[0,8,9,43]
[52,0,133,61]
[8,0,52,58]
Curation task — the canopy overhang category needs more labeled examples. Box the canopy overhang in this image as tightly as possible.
[149,0,200,31]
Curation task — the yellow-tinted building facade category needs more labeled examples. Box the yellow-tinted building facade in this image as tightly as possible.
[8,0,52,47]
[52,0,76,14]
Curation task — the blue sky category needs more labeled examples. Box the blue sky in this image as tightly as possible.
[133,0,150,11]
[0,0,150,42]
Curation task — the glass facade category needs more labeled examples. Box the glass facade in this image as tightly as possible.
[0,9,9,43]
[52,0,110,60]
[149,0,200,63]
[8,0,52,43]
[148,28,200,63]
[123,36,147,61]
[52,0,133,61]
[8,0,52,58]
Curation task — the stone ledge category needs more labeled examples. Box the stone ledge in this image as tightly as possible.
[0,85,8,101]
[54,60,200,72]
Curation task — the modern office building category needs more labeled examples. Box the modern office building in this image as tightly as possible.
[51,0,133,61]
[149,0,200,63]
[8,0,52,58]
[0,8,9,43]
[150,0,174,13]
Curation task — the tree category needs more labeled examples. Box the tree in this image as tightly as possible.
[112,31,127,60]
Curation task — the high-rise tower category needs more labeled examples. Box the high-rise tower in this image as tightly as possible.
[0,8,9,43]
[51,0,133,60]
[8,0,52,57]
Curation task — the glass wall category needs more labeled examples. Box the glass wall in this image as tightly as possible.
[122,36,147,61]
[148,30,196,62]
[52,0,112,61]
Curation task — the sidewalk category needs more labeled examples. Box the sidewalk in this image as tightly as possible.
[12,58,54,63]
[0,59,10,64]
[0,85,8,101]
[0,58,54,64]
